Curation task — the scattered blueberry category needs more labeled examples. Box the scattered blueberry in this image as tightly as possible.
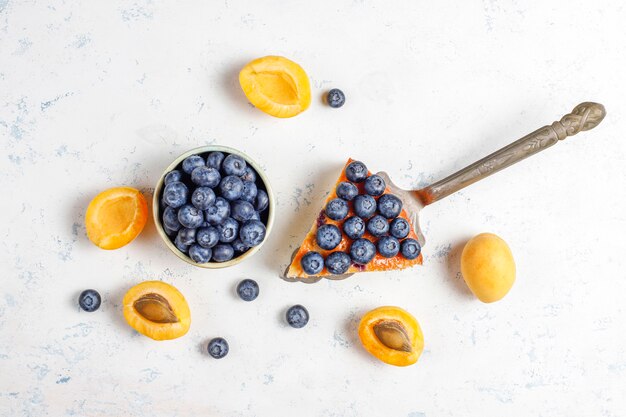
[286,305,309,328]
[191,186,216,210]
[222,154,247,176]
[232,238,248,252]
[350,238,376,265]
[364,174,386,196]
[205,197,231,225]
[255,189,269,212]
[178,204,204,229]
[231,200,255,222]
[182,155,205,174]
[239,220,266,247]
[162,206,181,231]
[219,175,244,201]
[301,251,324,275]
[325,198,349,221]
[325,251,351,275]
[240,181,258,203]
[164,170,182,185]
[353,194,377,218]
[206,151,225,170]
[207,337,229,359]
[237,279,259,301]
[401,238,421,260]
[163,181,189,208]
[78,289,101,312]
[343,216,366,240]
[316,224,342,250]
[177,228,196,246]
[336,181,358,201]
[217,217,240,243]
[367,215,390,237]
[377,236,400,258]
[212,244,235,262]
[196,226,219,248]
[189,244,212,263]
[345,160,368,183]
[327,88,345,108]
[174,234,189,253]
[191,166,221,188]
[241,166,257,182]
[390,218,410,239]
[377,194,402,219]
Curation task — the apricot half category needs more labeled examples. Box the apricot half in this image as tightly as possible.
[85,187,148,250]
[123,281,191,341]
[239,55,311,118]
[461,233,516,303]
[358,306,424,367]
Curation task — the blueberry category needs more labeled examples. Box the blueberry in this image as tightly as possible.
[217,217,239,243]
[191,166,221,188]
[316,224,342,250]
[177,228,196,246]
[377,236,400,258]
[162,181,188,208]
[336,181,358,201]
[189,244,212,263]
[343,216,366,240]
[367,215,389,237]
[174,234,189,253]
[350,238,376,265]
[249,211,261,221]
[164,170,182,185]
[178,204,204,228]
[162,206,181,231]
[325,198,349,221]
[163,224,178,236]
[231,200,255,222]
[239,220,266,247]
[301,251,324,275]
[196,226,219,248]
[241,166,257,183]
[390,218,410,239]
[240,181,258,203]
[255,189,269,212]
[237,279,259,301]
[78,289,101,312]
[345,161,368,183]
[353,194,377,218]
[325,251,351,275]
[327,88,345,108]
[378,194,402,219]
[286,305,309,328]
[219,175,244,201]
[212,244,235,262]
[401,238,421,260]
[222,154,247,176]
[232,238,248,252]
[207,337,229,359]
[206,151,225,170]
[205,197,230,225]
[182,155,205,174]
[364,174,386,196]
[191,186,216,210]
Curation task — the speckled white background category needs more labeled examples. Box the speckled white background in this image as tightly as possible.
[1,1,626,416]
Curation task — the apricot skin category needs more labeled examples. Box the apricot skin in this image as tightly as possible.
[461,233,516,303]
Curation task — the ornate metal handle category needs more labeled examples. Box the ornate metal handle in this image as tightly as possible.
[416,102,606,206]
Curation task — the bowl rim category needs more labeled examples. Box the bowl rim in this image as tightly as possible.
[153,145,275,269]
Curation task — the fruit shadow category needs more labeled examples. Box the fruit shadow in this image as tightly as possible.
[107,284,133,331]
[443,237,475,299]
[69,193,96,250]
[218,59,263,116]
[343,307,376,361]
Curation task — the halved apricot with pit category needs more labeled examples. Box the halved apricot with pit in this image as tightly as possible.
[85,186,148,250]
[358,306,424,367]
[123,281,191,341]
[239,55,311,118]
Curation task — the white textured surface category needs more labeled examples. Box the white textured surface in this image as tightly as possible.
[1,1,626,416]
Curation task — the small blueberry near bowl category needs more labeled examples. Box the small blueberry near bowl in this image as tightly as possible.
[154,145,275,269]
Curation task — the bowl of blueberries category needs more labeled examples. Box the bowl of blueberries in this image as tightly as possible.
[154,145,274,268]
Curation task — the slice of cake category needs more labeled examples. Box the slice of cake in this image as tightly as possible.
[286,159,423,279]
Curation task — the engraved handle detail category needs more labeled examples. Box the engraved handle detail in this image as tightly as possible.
[416,102,606,206]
